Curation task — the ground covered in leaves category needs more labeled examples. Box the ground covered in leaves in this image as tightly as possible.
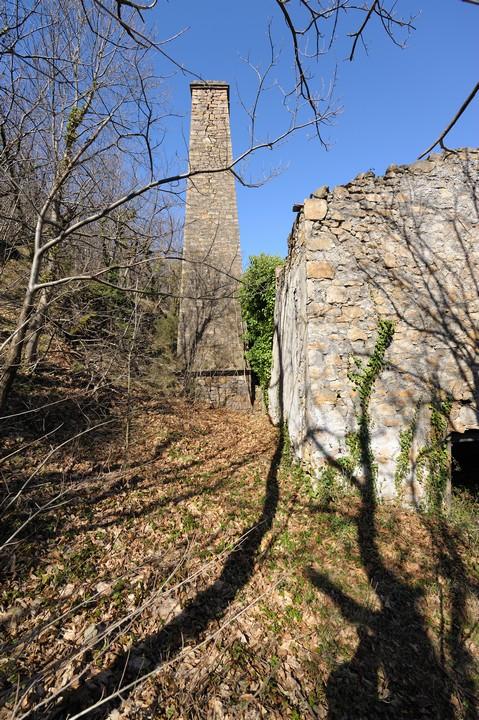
[1,368,478,719]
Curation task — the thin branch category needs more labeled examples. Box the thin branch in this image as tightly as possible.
[419,81,479,159]
[66,580,283,720]
[349,0,378,60]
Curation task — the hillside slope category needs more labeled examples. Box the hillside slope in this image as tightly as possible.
[0,370,478,719]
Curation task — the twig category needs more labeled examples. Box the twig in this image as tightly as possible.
[67,580,283,720]
[419,82,479,159]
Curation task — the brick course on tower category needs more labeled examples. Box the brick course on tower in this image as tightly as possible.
[177,81,251,408]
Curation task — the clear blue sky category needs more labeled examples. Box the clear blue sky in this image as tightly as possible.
[150,1,478,263]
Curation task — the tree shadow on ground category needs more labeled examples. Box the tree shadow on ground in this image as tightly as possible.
[0,366,123,447]
[287,160,479,716]
[422,513,479,719]
[44,428,283,719]
[306,432,477,718]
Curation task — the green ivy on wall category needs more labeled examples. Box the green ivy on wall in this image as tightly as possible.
[347,318,395,487]
[416,395,452,512]
[317,318,395,499]
[309,315,453,512]
[394,402,420,498]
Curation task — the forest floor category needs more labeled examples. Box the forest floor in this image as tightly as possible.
[0,366,478,719]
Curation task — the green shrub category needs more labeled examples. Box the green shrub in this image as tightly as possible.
[240,253,283,397]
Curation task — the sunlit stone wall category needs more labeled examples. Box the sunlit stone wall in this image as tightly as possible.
[269,149,479,502]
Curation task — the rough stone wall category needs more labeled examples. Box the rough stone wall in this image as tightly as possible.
[177,82,250,408]
[269,251,308,443]
[270,148,479,502]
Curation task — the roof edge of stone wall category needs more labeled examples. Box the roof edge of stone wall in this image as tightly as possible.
[303,146,479,205]
[282,146,479,280]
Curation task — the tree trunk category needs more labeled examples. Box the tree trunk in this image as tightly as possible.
[23,223,55,372]
[24,288,49,368]
[0,291,35,412]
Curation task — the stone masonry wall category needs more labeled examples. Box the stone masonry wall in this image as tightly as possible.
[270,148,479,502]
[177,82,250,408]
[269,244,308,441]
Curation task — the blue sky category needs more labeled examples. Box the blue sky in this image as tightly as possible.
[151,1,478,263]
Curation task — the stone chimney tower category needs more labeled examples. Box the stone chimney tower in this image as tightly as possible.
[177,81,250,407]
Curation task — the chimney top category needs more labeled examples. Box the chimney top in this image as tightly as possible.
[190,81,229,99]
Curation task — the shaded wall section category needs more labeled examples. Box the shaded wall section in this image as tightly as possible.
[269,149,479,502]
[177,82,250,408]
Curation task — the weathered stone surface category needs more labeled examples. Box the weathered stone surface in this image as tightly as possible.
[409,159,434,174]
[326,286,348,303]
[306,302,328,318]
[303,198,328,220]
[347,327,367,342]
[269,147,479,503]
[340,306,362,321]
[268,247,308,433]
[313,389,337,404]
[308,339,330,352]
[333,186,349,199]
[312,185,328,199]
[306,231,335,251]
[307,261,335,279]
[383,253,397,268]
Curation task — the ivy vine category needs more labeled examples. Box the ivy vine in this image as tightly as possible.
[316,318,395,498]
[394,402,420,498]
[416,395,452,512]
[347,318,395,487]
[65,104,87,154]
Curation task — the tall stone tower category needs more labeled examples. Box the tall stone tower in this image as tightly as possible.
[177,81,251,408]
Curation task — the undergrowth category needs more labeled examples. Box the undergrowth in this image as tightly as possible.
[1,371,477,719]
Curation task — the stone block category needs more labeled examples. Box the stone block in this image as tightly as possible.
[312,185,328,199]
[383,253,397,268]
[409,159,434,174]
[304,198,328,220]
[342,277,361,287]
[341,306,363,321]
[308,339,330,352]
[307,302,327,318]
[452,405,478,433]
[313,389,337,404]
[307,260,335,279]
[347,327,367,342]
[383,416,402,427]
[307,231,335,251]
[326,286,348,303]
[333,186,349,199]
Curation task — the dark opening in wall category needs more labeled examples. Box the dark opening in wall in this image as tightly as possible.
[450,429,479,495]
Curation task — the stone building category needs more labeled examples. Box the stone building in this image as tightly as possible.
[269,149,479,504]
[177,81,250,408]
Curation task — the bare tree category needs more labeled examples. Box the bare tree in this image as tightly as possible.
[0,0,174,407]
[0,0,344,411]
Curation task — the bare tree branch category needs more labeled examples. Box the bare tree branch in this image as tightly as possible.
[419,81,479,159]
